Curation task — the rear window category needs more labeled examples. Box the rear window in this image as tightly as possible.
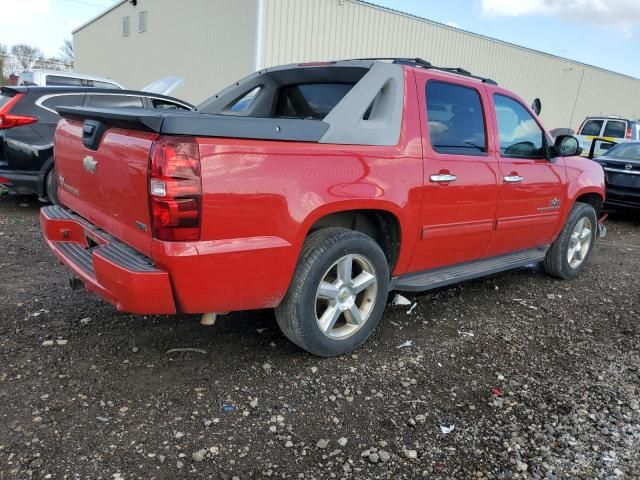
[275,83,354,119]
[603,120,626,138]
[580,120,603,136]
[46,75,84,87]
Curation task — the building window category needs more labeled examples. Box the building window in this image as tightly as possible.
[123,16,130,37]
[139,11,147,33]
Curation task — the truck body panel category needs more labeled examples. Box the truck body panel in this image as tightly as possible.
[41,60,605,316]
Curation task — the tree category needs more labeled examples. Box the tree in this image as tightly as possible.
[0,44,7,84]
[59,39,74,68]
[10,44,43,71]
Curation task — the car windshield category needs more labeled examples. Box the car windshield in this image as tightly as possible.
[605,142,640,161]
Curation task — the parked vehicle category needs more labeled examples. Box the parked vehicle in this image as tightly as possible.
[18,70,124,89]
[591,140,640,209]
[40,58,605,357]
[576,116,640,155]
[0,86,193,202]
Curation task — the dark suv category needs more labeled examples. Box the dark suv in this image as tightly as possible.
[0,86,193,203]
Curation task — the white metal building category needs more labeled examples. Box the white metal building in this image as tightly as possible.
[73,0,640,130]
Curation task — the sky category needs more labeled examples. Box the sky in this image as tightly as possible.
[1,0,639,78]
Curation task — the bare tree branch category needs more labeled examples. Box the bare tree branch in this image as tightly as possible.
[10,44,44,71]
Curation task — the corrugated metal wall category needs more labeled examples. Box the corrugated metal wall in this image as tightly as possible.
[259,0,640,130]
[74,0,257,105]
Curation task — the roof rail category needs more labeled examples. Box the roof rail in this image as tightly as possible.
[353,57,498,85]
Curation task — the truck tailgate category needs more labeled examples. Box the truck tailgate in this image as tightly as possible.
[55,118,158,257]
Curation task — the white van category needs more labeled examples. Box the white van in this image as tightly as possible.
[18,70,124,89]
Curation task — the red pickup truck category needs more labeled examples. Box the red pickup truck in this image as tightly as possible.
[41,59,605,356]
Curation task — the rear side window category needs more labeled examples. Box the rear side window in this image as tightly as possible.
[87,95,144,108]
[580,120,603,136]
[92,80,120,89]
[41,94,85,113]
[0,92,16,109]
[426,81,487,155]
[227,87,262,113]
[46,75,84,87]
[494,94,545,158]
[603,120,626,138]
[275,83,353,119]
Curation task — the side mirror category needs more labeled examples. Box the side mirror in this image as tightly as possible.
[554,135,581,157]
[531,98,542,116]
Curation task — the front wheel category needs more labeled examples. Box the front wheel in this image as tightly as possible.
[275,228,390,357]
[543,202,597,279]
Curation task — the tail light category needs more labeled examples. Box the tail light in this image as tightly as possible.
[0,114,38,130]
[149,136,202,241]
[0,93,37,130]
[626,127,632,140]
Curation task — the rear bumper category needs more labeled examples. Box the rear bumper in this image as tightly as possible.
[0,169,43,196]
[40,205,177,314]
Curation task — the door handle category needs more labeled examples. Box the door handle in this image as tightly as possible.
[503,175,524,183]
[430,173,457,183]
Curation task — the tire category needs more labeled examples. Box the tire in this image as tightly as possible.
[543,202,597,280]
[45,168,59,205]
[275,228,390,357]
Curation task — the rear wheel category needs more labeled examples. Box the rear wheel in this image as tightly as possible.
[45,168,59,205]
[275,228,389,357]
[543,202,597,279]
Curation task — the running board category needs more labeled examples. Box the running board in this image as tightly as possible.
[391,246,549,292]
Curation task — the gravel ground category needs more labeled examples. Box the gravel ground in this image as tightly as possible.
[0,194,639,479]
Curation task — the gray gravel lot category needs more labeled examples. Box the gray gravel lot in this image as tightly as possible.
[0,194,639,479]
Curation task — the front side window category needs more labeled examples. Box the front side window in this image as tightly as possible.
[494,94,545,158]
[580,119,603,136]
[603,120,626,138]
[426,81,487,155]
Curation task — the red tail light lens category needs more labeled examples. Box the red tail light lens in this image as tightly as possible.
[626,127,632,140]
[149,137,202,241]
[0,93,36,130]
[0,113,38,130]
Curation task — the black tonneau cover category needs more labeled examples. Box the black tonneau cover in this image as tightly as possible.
[56,106,330,142]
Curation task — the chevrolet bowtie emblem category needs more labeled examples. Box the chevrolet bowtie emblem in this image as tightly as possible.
[83,155,98,174]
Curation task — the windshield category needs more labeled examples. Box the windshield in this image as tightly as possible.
[19,72,35,86]
[605,142,640,161]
